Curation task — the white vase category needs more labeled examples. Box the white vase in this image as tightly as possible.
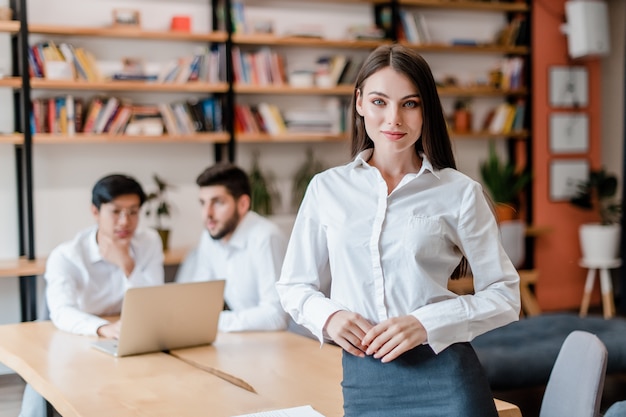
[579,223,621,263]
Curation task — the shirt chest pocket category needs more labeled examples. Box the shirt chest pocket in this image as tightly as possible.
[402,215,446,258]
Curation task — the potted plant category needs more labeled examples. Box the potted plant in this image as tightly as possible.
[479,141,531,222]
[569,168,622,262]
[453,98,472,133]
[145,174,174,251]
[291,148,325,212]
[249,151,280,216]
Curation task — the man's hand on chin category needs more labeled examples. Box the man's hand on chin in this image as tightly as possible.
[98,233,135,277]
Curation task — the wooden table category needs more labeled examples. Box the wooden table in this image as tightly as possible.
[0,321,522,417]
[0,249,188,278]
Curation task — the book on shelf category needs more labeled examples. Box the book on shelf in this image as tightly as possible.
[112,73,158,81]
[315,55,351,87]
[31,95,84,135]
[107,102,133,135]
[231,1,247,34]
[500,57,524,90]
[415,12,431,44]
[158,97,222,135]
[257,103,286,135]
[125,105,163,136]
[82,97,106,133]
[398,10,430,45]
[511,99,526,132]
[497,13,529,47]
[73,47,102,81]
[93,97,120,134]
[232,47,286,86]
[337,57,363,86]
[329,55,349,87]
[200,96,222,131]
[487,102,526,134]
[153,48,225,84]
[65,96,75,136]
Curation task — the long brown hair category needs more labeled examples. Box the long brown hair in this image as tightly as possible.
[350,44,469,279]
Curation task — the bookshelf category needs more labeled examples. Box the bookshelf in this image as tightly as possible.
[228,0,530,143]
[1,0,229,322]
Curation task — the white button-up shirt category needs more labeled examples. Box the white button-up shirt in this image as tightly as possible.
[45,225,164,336]
[181,211,289,332]
[277,150,520,354]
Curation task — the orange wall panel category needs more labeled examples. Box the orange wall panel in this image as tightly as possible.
[532,0,603,310]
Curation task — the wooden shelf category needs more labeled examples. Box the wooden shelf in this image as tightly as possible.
[4,132,230,145]
[235,83,524,97]
[0,257,46,278]
[438,86,527,97]
[0,21,228,42]
[233,33,386,49]
[1,78,228,93]
[232,38,526,55]
[0,247,189,278]
[0,131,529,145]
[0,77,21,88]
[402,42,529,55]
[399,0,529,12]
[235,84,354,95]
[236,132,348,143]
[0,134,23,144]
[0,77,229,93]
[0,20,20,34]
[525,225,553,237]
[451,130,529,140]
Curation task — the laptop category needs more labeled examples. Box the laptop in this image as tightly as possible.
[92,280,225,357]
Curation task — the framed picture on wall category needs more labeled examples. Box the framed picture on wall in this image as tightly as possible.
[549,66,588,108]
[549,159,589,201]
[549,113,589,154]
[112,9,141,28]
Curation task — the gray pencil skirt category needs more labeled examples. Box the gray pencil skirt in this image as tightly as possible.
[341,342,498,417]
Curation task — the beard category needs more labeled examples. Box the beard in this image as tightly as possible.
[209,210,240,241]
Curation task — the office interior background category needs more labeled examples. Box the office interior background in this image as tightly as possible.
[0,0,624,376]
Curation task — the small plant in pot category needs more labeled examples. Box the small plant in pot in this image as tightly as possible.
[569,168,622,262]
[291,148,325,212]
[453,98,472,133]
[479,141,531,222]
[145,174,174,251]
[248,150,280,216]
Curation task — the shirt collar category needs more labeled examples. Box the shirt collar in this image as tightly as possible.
[87,227,104,264]
[352,149,441,180]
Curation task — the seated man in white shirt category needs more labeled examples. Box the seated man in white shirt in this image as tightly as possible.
[176,162,288,332]
[19,173,164,417]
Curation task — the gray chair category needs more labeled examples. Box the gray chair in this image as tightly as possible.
[605,401,626,417]
[539,330,608,417]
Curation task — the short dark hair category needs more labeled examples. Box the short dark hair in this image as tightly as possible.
[91,174,147,209]
[196,162,251,199]
[350,44,457,171]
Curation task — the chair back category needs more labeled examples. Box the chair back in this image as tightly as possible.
[539,330,608,417]
[605,401,626,417]
[499,220,526,268]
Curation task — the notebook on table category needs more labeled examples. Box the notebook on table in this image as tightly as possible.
[92,280,225,357]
